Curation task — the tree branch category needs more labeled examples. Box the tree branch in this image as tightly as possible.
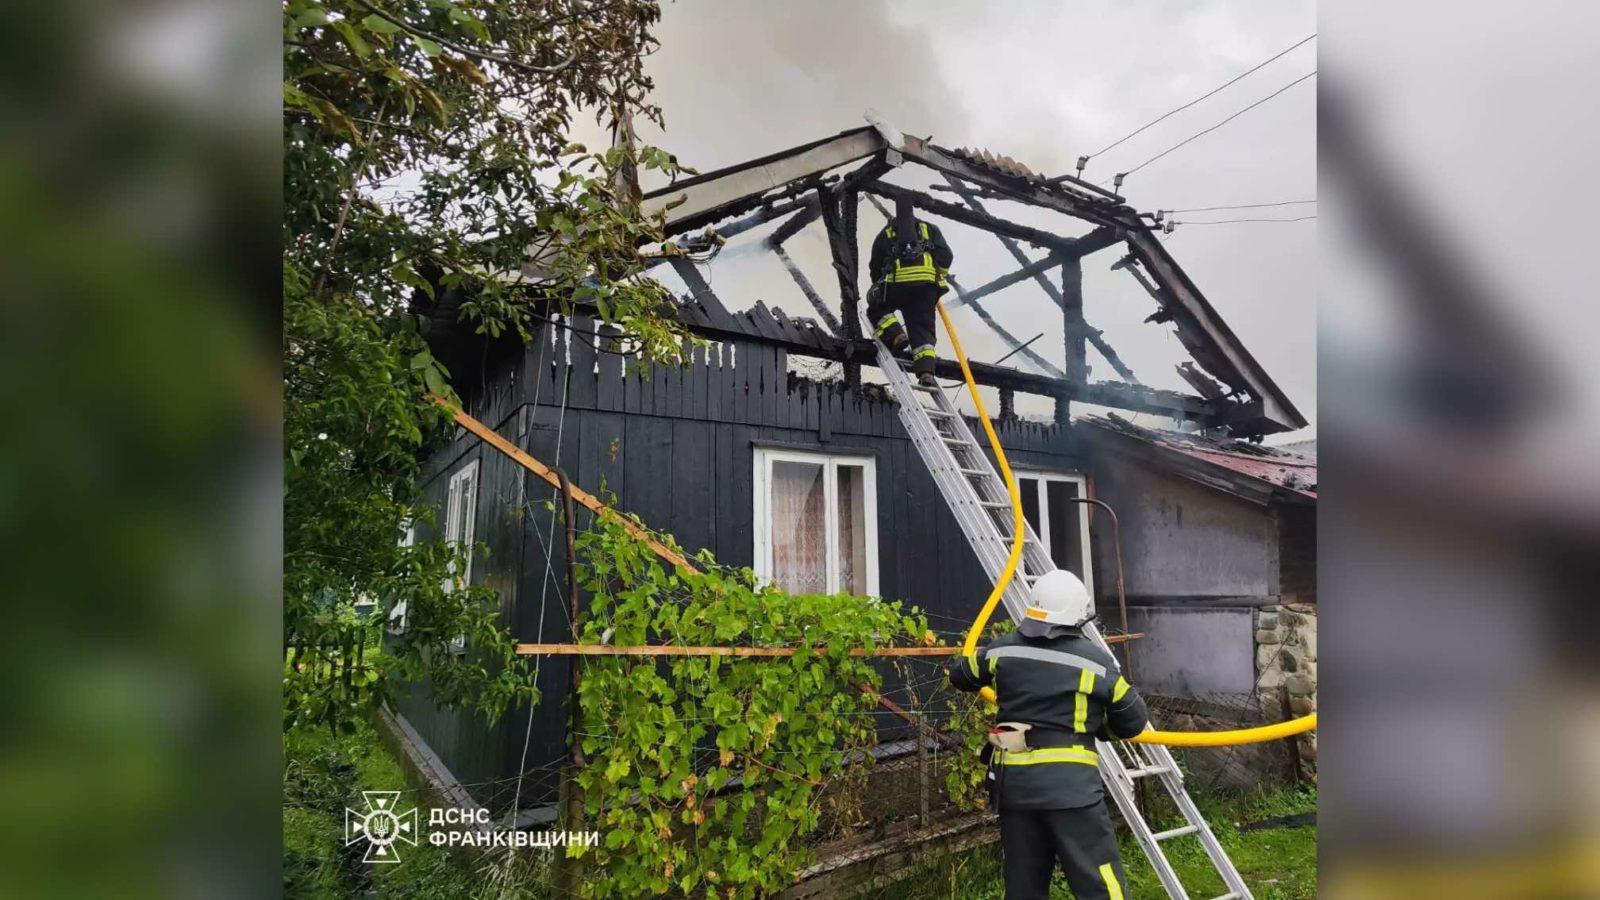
[347,0,580,75]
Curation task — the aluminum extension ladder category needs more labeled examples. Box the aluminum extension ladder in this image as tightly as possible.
[868,333,1253,900]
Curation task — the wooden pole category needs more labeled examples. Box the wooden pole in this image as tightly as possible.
[429,396,696,572]
[516,635,1142,657]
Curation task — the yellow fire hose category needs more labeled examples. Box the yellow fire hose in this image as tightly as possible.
[936,300,1317,748]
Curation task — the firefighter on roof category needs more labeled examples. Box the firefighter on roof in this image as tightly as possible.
[868,197,953,386]
[950,569,1150,900]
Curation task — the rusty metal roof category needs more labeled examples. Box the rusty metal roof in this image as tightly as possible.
[1081,414,1316,503]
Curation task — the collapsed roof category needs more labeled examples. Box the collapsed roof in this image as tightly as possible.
[607,115,1308,438]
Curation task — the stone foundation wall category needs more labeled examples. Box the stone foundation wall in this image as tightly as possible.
[1254,602,1317,779]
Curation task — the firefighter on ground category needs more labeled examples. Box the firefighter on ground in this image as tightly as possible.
[868,197,953,387]
[949,569,1150,900]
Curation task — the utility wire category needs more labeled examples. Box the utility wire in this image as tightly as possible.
[1177,215,1318,225]
[1168,199,1315,213]
[1122,70,1317,177]
[1088,33,1315,159]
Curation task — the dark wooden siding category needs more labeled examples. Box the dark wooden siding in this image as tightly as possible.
[398,315,1087,812]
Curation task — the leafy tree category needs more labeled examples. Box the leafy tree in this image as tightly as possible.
[283,0,689,730]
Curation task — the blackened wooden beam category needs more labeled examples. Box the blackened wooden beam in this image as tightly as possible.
[817,187,863,386]
[670,256,725,313]
[947,253,1066,310]
[943,175,1142,385]
[773,244,844,335]
[948,276,1065,378]
[1061,256,1088,386]
[714,196,813,241]
[862,181,1085,256]
[765,199,823,247]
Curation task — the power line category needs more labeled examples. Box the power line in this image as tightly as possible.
[1121,70,1316,178]
[1177,215,1317,225]
[1168,199,1316,213]
[1088,33,1315,159]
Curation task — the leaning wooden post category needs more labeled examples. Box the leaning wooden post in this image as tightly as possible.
[1060,255,1088,388]
[818,187,863,388]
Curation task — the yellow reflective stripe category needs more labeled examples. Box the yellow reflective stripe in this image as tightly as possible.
[997,746,1098,766]
[966,651,979,678]
[1113,676,1130,703]
[913,348,937,359]
[1074,668,1095,732]
[874,314,902,336]
[1100,863,1124,900]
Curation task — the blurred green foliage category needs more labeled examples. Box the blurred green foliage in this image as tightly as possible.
[282,0,695,734]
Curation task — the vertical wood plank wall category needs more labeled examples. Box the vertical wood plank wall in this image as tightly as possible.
[398,315,1087,812]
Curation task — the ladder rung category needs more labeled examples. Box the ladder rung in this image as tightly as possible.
[1124,765,1172,779]
[925,408,955,418]
[957,468,986,477]
[1152,824,1199,841]
[1209,894,1242,900]
[979,501,1010,509]
[910,382,941,394]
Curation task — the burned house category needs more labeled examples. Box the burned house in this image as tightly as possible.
[390,119,1313,818]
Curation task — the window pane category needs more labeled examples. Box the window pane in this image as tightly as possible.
[1046,480,1085,578]
[770,460,828,594]
[1019,477,1041,538]
[836,464,869,595]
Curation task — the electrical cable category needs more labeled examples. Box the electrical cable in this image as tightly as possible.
[1177,215,1317,225]
[1121,70,1317,178]
[1168,199,1315,213]
[1088,33,1315,159]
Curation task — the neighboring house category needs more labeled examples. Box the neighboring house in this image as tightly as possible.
[1081,414,1318,779]
[391,122,1315,814]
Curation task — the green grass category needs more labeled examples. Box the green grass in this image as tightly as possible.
[1117,782,1317,900]
[284,722,1315,899]
[283,721,501,899]
[866,783,1317,900]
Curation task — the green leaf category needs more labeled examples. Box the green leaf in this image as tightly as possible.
[291,7,329,30]
[362,13,401,34]
[410,34,442,57]
[331,19,372,58]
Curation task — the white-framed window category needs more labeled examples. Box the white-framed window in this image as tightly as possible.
[1014,471,1094,594]
[753,448,879,596]
[387,520,416,635]
[443,460,479,652]
[444,459,480,589]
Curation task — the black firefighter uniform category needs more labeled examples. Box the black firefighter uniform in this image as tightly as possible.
[949,629,1151,900]
[867,219,953,375]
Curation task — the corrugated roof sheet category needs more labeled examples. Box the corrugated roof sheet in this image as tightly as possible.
[1083,414,1317,500]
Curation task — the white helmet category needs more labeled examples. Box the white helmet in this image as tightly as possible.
[1020,569,1093,635]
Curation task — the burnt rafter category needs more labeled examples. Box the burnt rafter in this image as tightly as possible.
[875,125,1306,433]
[862,181,1086,256]
[943,175,1139,384]
[620,114,1305,435]
[948,253,1069,310]
[772,243,844,335]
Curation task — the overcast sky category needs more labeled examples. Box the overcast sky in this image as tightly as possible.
[611,0,1316,433]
